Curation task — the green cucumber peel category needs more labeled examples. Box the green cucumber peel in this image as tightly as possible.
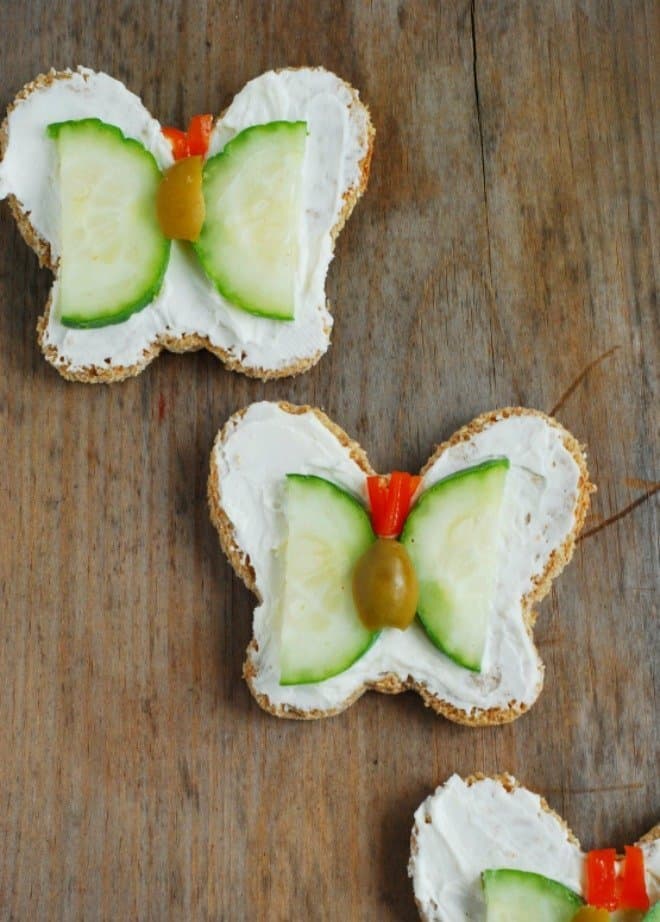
[401,457,510,672]
[195,121,308,320]
[279,473,379,686]
[48,117,169,329]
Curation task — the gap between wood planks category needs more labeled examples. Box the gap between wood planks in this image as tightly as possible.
[469,1,525,405]
[548,344,659,542]
[543,782,645,795]
[470,0,523,404]
[470,0,493,287]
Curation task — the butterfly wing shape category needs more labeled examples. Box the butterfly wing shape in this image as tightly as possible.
[409,774,660,922]
[209,401,593,721]
[0,67,373,381]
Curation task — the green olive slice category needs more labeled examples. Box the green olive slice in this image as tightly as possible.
[352,538,419,631]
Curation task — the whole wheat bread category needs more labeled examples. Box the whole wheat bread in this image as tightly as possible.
[209,401,594,723]
[0,67,374,382]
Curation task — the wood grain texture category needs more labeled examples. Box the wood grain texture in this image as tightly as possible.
[0,1,657,919]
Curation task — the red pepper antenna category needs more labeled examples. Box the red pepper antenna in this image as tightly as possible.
[585,847,650,912]
[366,472,422,538]
[162,126,190,160]
[586,849,618,910]
[187,114,214,156]
[162,114,214,161]
[618,846,650,911]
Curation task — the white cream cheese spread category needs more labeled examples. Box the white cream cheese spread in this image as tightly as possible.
[0,66,371,376]
[410,775,659,921]
[213,402,584,717]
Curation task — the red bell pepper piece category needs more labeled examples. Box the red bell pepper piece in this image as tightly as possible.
[162,115,213,161]
[187,114,214,156]
[162,126,189,160]
[381,471,406,537]
[366,472,422,538]
[618,846,649,911]
[367,476,388,535]
[586,849,617,911]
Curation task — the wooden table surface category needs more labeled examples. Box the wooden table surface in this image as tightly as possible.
[0,2,657,919]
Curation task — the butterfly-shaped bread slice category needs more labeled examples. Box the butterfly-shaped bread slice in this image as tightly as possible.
[410,774,659,921]
[208,401,594,722]
[0,66,373,381]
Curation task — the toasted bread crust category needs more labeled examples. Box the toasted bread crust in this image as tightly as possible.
[208,403,595,723]
[0,70,67,269]
[639,823,660,846]
[2,67,375,383]
[409,773,658,922]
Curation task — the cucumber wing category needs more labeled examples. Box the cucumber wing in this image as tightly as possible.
[48,118,170,329]
[279,474,377,685]
[401,459,510,671]
[194,122,307,320]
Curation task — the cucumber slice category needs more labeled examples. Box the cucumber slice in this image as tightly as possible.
[48,119,170,328]
[194,121,306,320]
[643,904,660,920]
[482,869,584,922]
[400,458,509,671]
[279,475,377,685]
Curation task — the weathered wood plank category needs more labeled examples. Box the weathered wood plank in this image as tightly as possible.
[0,1,656,919]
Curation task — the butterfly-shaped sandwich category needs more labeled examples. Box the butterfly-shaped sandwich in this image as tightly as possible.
[410,774,659,921]
[0,67,373,381]
[209,401,594,722]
